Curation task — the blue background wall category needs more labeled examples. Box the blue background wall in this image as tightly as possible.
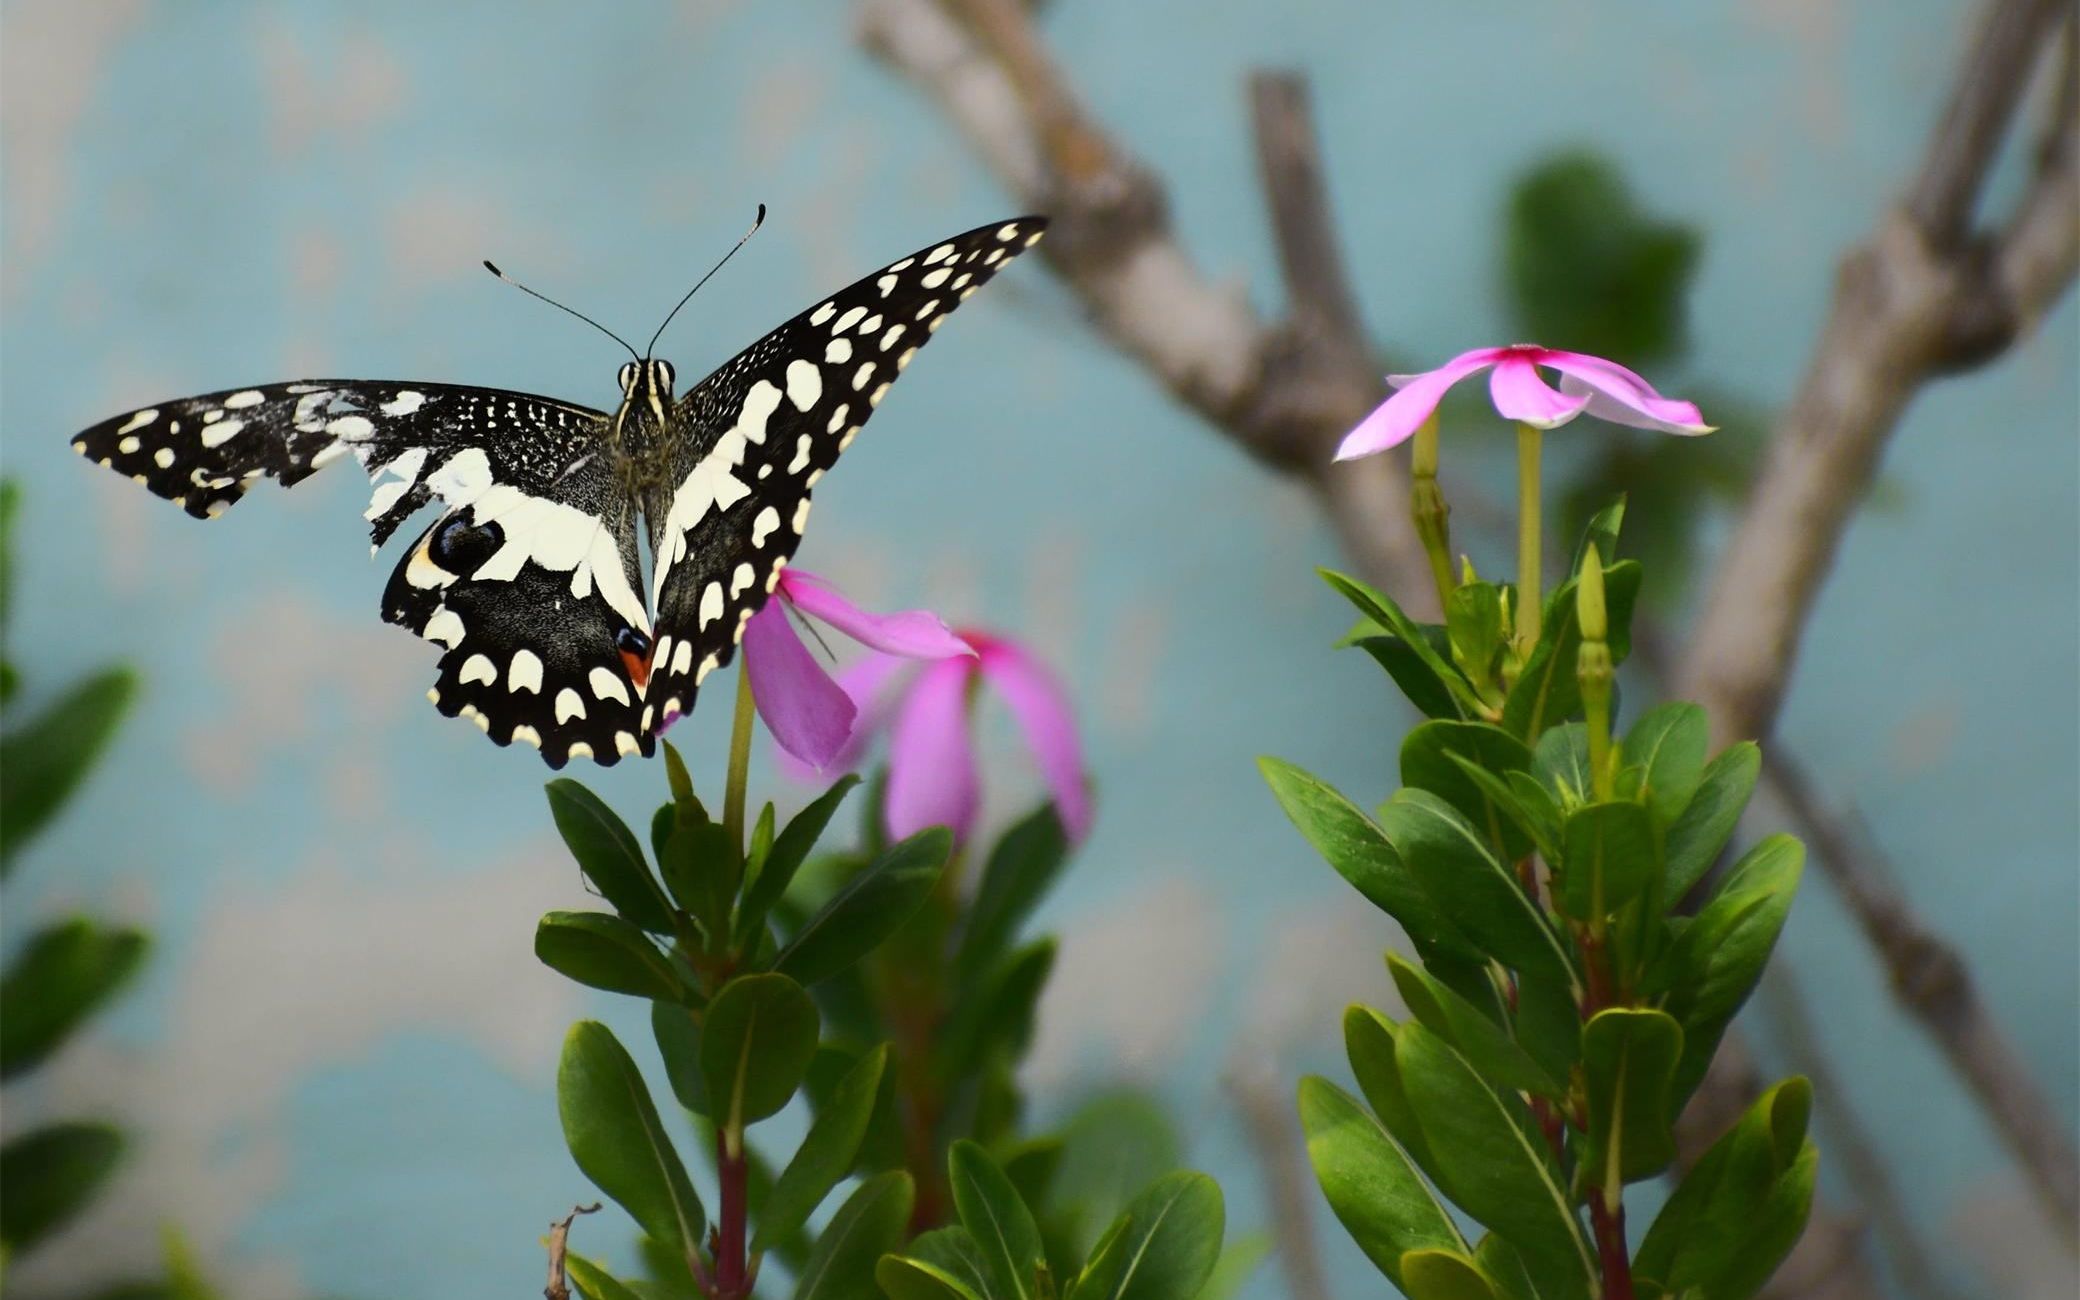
[3,2,2073,1297]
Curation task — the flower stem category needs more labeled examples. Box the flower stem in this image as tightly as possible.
[1409,415,1456,612]
[712,1124,750,1300]
[723,665,756,854]
[1515,423,1543,650]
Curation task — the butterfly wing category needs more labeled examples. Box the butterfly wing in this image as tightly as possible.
[75,379,652,767]
[639,217,1047,726]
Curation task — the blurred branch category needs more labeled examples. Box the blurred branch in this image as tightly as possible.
[856,0,2078,1283]
[1678,0,2079,1238]
[856,0,1434,606]
[1227,1058,1334,1300]
[543,1202,599,1300]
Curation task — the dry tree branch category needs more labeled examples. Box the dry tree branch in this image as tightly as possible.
[855,0,2079,1279]
[543,1202,601,1300]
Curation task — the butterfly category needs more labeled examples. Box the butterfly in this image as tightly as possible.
[71,215,1047,768]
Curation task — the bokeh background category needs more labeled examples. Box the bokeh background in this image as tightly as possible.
[2,1,2073,1297]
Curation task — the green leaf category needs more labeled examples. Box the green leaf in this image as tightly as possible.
[1471,1234,1543,1300]
[1580,1009,1682,1185]
[1663,742,1760,901]
[1531,725,1592,807]
[879,1255,986,1300]
[1386,954,1564,1101]
[1662,836,1803,1102]
[1511,971,1584,1094]
[794,1170,914,1300]
[1343,1008,1445,1188]
[748,801,777,875]
[908,1225,993,1298]
[1444,754,1558,865]
[545,781,676,935]
[737,775,860,948]
[1354,633,1466,721]
[1394,1026,1595,1299]
[0,1121,125,1254]
[701,973,821,1130]
[1322,571,1482,716]
[565,1254,646,1300]
[1400,721,1536,862]
[1260,758,1475,958]
[773,827,950,987]
[1619,703,1709,832]
[535,912,690,1002]
[949,1140,1047,1300]
[1400,1249,1499,1300]
[1050,1090,1184,1254]
[0,667,138,873]
[0,918,149,1079]
[1378,790,1575,991]
[1634,1079,1814,1297]
[939,939,1055,1078]
[1194,1234,1271,1300]
[657,816,739,944]
[756,1044,889,1251]
[1568,497,1626,578]
[1077,1171,1224,1300]
[1445,582,1508,693]
[1499,560,1640,740]
[1295,1076,1462,1287]
[955,804,1069,981]
[1557,801,1659,922]
[650,1000,709,1117]
[557,1021,706,1259]
[1504,151,1700,366]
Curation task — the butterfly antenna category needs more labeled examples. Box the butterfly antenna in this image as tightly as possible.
[482,260,640,363]
[647,203,767,358]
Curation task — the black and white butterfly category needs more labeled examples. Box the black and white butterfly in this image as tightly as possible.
[72,216,1048,768]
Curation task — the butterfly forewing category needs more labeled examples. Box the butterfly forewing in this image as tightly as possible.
[639,216,1047,727]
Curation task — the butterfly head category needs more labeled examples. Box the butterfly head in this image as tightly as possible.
[616,357,676,441]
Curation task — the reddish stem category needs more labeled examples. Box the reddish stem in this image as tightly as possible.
[1590,1193,1634,1300]
[712,1128,749,1300]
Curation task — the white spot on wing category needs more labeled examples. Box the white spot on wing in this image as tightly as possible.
[834,305,867,333]
[730,562,754,596]
[752,505,780,548]
[698,582,724,629]
[422,608,465,647]
[825,338,853,364]
[224,390,266,409]
[509,649,544,693]
[460,654,497,686]
[556,688,587,723]
[117,409,159,434]
[588,666,630,705]
[201,418,245,448]
[382,390,427,417]
[784,359,822,412]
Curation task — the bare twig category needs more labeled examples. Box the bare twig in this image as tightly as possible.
[1228,1059,1335,1300]
[544,1203,601,1300]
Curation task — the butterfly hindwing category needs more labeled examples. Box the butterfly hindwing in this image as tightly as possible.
[382,449,653,768]
[639,216,1048,725]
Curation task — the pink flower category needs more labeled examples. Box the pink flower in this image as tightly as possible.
[790,631,1092,846]
[740,569,974,771]
[1334,345,1713,460]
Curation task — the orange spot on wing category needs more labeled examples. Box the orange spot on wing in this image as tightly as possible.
[620,646,653,691]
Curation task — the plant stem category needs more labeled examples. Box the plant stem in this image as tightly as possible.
[1409,415,1456,613]
[1514,424,1543,649]
[723,665,756,854]
[1590,1192,1634,1300]
[713,1125,749,1300]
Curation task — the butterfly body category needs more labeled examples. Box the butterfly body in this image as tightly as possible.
[71,217,1047,767]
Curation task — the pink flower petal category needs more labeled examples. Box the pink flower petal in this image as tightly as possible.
[1542,350,1712,435]
[885,658,980,843]
[1335,347,1504,460]
[976,637,1092,842]
[777,570,976,659]
[1488,352,1590,428]
[744,602,858,771]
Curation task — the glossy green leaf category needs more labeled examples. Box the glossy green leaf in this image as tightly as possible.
[1343,1007,1445,1188]
[1471,1234,1543,1300]
[1557,801,1659,922]
[1050,1090,1184,1253]
[701,973,820,1129]
[1663,742,1760,901]
[773,827,949,987]
[651,1000,709,1116]
[955,804,1069,981]
[737,775,860,948]
[1378,790,1575,990]
[1387,954,1564,1101]
[0,1121,124,1253]
[879,1255,985,1300]
[535,912,689,1002]
[1400,721,1536,862]
[1581,1009,1682,1185]
[0,667,138,873]
[1261,759,1474,958]
[1634,1078,1813,1297]
[905,1225,993,1300]
[558,1021,705,1260]
[756,1044,889,1251]
[1619,703,1709,832]
[1296,1075,1462,1287]
[1663,836,1803,1102]
[1079,1171,1224,1300]
[1400,1249,1498,1300]
[1322,570,1481,715]
[545,781,675,935]
[1394,1026,1595,1298]
[658,815,739,944]
[1445,582,1508,693]
[1500,560,1640,740]
[1354,632,1466,721]
[949,1140,1046,1300]
[748,800,777,873]
[794,1170,914,1300]
[1531,725,1591,806]
[1511,971,1584,1094]
[1444,754,1558,864]
[0,918,148,1079]
[566,1253,646,1300]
